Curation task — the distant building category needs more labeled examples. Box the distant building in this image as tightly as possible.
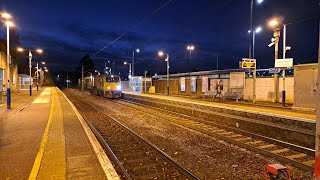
[18,74,32,90]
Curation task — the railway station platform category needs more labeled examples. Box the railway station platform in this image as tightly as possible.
[123,91,315,122]
[122,91,316,149]
[0,87,119,179]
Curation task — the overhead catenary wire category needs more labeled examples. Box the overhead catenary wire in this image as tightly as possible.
[287,16,319,26]
[90,0,175,59]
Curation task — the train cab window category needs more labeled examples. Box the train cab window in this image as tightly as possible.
[106,76,120,82]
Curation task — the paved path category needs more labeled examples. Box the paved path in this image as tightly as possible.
[0,87,119,179]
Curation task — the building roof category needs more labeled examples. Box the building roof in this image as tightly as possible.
[152,69,247,79]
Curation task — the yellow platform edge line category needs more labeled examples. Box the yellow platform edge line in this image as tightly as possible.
[58,87,120,180]
[28,88,55,180]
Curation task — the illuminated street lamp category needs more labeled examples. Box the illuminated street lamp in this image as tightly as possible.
[2,12,14,109]
[268,18,290,107]
[249,0,264,58]
[17,47,43,96]
[132,48,140,76]
[35,61,46,91]
[158,51,170,95]
[268,19,279,27]
[1,12,11,19]
[248,26,262,58]
[186,45,195,63]
[124,61,132,78]
[36,49,43,54]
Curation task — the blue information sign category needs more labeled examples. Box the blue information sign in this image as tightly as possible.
[269,68,280,74]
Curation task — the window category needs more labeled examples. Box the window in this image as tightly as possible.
[106,76,120,82]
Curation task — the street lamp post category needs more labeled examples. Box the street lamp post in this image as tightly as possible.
[5,21,13,109]
[187,45,195,63]
[132,49,140,76]
[252,27,262,58]
[249,0,264,58]
[17,47,43,96]
[248,26,261,104]
[36,62,45,91]
[282,24,287,107]
[2,12,13,109]
[144,70,147,93]
[29,50,32,95]
[269,19,290,106]
[124,61,132,79]
[248,26,262,58]
[158,51,170,95]
[36,62,39,91]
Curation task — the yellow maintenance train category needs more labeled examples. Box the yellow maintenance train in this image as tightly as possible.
[83,74,122,98]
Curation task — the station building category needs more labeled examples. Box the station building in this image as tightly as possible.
[151,63,317,111]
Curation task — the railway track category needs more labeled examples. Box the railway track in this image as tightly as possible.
[104,98,315,172]
[66,93,199,180]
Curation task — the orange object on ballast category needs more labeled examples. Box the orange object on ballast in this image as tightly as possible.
[265,164,291,180]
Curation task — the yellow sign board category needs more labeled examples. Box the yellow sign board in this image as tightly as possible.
[241,58,256,69]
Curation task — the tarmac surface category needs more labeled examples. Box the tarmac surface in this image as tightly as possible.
[0,87,119,180]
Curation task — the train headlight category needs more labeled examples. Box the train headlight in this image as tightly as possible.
[116,85,121,90]
[107,86,111,90]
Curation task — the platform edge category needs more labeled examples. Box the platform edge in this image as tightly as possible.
[58,88,120,180]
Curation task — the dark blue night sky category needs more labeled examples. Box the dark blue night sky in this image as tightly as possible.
[1,0,319,76]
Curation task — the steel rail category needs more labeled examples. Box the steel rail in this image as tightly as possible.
[68,93,199,180]
[120,98,315,155]
[86,120,132,180]
[108,98,315,172]
[86,102,199,180]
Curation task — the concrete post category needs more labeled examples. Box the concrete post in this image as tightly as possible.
[274,30,280,103]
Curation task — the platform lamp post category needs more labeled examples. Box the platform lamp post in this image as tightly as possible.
[248,26,262,104]
[40,66,47,87]
[36,61,45,91]
[124,61,132,79]
[144,70,148,93]
[1,13,14,109]
[249,26,262,58]
[43,67,48,79]
[158,51,170,95]
[248,0,264,58]
[269,18,291,107]
[17,47,43,96]
[186,45,195,63]
[132,48,140,76]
